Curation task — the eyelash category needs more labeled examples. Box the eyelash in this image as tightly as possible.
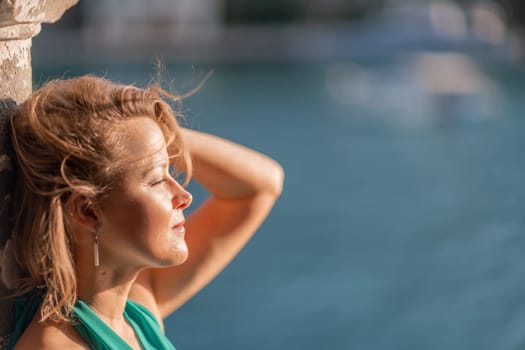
[150,168,182,187]
[151,178,166,186]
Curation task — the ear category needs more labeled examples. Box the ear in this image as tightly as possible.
[67,192,98,232]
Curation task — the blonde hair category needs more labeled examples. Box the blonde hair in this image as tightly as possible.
[8,75,191,323]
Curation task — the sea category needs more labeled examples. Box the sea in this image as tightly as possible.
[35,58,525,350]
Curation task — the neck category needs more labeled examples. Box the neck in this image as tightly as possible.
[75,258,140,327]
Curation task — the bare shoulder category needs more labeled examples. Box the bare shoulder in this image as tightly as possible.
[12,314,89,350]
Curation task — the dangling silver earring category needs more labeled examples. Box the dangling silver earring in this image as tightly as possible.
[93,226,100,267]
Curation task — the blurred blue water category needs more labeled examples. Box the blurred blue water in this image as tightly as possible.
[35,61,525,350]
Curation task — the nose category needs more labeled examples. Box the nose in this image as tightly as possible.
[169,178,192,210]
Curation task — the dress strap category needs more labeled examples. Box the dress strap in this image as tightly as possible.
[73,299,176,350]
[73,300,133,350]
[124,300,176,350]
[7,292,176,350]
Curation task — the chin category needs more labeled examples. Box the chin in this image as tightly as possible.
[158,245,188,267]
[150,234,188,266]
[170,250,189,266]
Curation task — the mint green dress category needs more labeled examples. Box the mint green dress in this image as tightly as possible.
[8,292,176,350]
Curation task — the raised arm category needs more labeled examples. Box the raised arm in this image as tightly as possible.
[133,128,284,318]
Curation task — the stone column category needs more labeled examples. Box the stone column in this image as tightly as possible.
[0,1,78,348]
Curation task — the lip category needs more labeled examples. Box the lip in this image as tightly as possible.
[172,220,185,230]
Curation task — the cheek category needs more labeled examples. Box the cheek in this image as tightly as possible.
[150,192,173,224]
[106,194,172,242]
[135,196,173,239]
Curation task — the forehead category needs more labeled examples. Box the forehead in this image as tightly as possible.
[120,117,165,152]
[112,117,168,172]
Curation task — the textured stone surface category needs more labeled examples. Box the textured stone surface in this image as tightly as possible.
[0,22,41,40]
[0,39,32,103]
[0,0,79,102]
[0,0,79,26]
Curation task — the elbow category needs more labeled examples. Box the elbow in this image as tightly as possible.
[266,160,285,198]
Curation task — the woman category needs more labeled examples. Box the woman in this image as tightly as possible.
[3,75,283,349]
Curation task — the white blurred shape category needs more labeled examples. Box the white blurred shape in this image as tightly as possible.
[325,53,503,130]
[407,52,502,124]
[429,0,467,39]
[410,52,486,94]
[470,1,506,44]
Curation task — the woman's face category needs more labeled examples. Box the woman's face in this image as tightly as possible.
[96,117,192,269]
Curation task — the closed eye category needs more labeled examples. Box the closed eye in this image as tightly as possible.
[151,178,166,186]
